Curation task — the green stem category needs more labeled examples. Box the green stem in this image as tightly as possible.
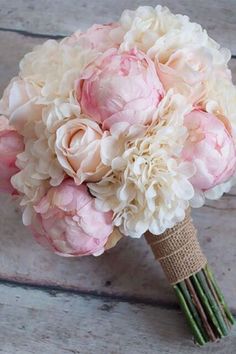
[179,281,208,342]
[205,265,235,326]
[196,270,229,336]
[173,284,206,346]
[203,267,231,330]
[191,273,224,338]
[172,267,235,345]
[185,277,216,342]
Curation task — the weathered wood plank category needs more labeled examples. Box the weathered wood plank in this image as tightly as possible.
[0,0,236,54]
[0,32,235,309]
[0,283,235,354]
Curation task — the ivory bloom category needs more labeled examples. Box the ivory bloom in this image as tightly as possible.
[55,118,109,184]
[0,77,42,133]
[118,5,230,65]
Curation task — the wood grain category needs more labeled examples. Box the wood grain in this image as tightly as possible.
[0,283,235,354]
[0,0,236,54]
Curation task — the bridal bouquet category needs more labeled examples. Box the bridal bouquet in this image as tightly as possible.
[0,5,235,345]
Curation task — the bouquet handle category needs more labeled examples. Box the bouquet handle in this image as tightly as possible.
[145,209,235,345]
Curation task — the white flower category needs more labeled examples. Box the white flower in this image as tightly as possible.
[55,117,109,184]
[19,39,98,130]
[118,5,230,65]
[11,118,65,225]
[41,94,81,132]
[89,92,195,237]
[100,122,147,167]
[0,77,43,133]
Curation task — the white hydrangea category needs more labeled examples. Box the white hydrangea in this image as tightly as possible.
[19,39,97,130]
[11,119,65,225]
[89,92,195,237]
[118,5,230,65]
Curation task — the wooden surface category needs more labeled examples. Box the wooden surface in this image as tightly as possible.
[0,284,235,354]
[0,1,236,353]
[0,0,236,54]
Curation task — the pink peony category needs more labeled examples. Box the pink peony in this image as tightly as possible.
[77,48,164,129]
[65,23,121,52]
[0,116,24,194]
[33,180,114,257]
[182,110,236,191]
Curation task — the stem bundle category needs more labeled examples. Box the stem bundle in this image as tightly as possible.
[145,209,235,345]
[174,265,235,345]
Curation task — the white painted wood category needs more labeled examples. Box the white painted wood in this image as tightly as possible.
[0,0,236,54]
[0,283,235,354]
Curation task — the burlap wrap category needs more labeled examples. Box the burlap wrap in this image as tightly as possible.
[145,209,207,285]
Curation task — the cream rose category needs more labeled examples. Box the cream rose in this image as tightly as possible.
[0,77,42,133]
[55,118,109,184]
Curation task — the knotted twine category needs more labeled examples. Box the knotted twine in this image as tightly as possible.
[145,209,207,285]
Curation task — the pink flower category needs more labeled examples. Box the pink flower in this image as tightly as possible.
[33,180,114,257]
[77,48,164,130]
[65,23,121,52]
[182,110,236,190]
[0,116,24,194]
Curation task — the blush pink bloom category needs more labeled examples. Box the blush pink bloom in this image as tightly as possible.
[77,48,164,130]
[182,110,236,191]
[64,23,121,52]
[0,116,24,194]
[33,180,114,257]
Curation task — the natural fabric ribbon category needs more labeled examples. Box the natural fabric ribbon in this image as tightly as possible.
[145,209,207,284]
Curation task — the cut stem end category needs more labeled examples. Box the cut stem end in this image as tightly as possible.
[173,264,235,346]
